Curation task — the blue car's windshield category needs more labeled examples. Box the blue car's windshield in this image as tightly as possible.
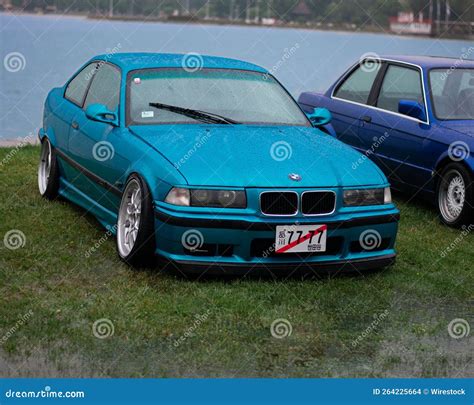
[127,68,310,126]
[430,68,474,120]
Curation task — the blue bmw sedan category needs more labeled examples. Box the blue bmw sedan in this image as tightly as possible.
[299,55,474,227]
[38,53,399,273]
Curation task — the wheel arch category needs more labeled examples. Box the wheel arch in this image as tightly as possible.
[434,152,474,184]
[121,167,172,204]
[38,127,58,147]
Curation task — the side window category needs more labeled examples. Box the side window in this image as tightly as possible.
[84,63,121,111]
[65,63,98,106]
[334,61,381,104]
[376,65,424,114]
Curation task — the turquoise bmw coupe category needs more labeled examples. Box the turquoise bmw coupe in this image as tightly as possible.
[38,53,399,273]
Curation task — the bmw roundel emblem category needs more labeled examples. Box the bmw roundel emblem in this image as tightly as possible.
[288,173,302,181]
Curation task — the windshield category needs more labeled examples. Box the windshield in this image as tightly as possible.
[429,68,474,120]
[127,68,310,126]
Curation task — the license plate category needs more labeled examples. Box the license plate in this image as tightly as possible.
[275,225,327,254]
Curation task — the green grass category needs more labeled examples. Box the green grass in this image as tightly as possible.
[0,145,472,377]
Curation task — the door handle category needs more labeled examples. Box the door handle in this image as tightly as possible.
[71,121,79,130]
[361,115,372,123]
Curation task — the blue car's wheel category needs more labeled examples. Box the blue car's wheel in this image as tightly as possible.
[116,174,156,267]
[437,163,473,227]
[38,138,59,200]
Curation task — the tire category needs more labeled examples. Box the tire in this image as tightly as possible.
[116,174,156,267]
[436,163,474,227]
[38,137,59,200]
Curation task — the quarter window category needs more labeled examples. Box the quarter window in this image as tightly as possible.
[376,65,424,114]
[65,63,98,106]
[84,63,121,111]
[334,61,381,104]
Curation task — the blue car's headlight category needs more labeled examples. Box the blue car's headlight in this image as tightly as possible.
[165,187,247,208]
[343,187,392,206]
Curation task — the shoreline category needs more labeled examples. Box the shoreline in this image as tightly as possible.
[2,11,473,41]
[0,138,39,148]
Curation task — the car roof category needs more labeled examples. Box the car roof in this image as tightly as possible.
[379,55,474,69]
[91,52,268,74]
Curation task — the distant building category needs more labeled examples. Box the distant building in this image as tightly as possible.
[389,12,432,35]
[291,1,311,21]
[0,0,13,10]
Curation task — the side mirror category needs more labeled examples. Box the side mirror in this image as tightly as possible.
[398,100,426,121]
[307,107,332,127]
[85,103,118,126]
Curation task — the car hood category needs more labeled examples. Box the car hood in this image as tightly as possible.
[129,125,386,188]
[439,120,474,137]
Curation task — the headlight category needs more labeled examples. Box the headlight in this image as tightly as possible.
[343,187,391,206]
[165,187,190,206]
[165,188,246,208]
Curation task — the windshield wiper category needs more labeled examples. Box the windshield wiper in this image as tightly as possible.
[149,102,240,125]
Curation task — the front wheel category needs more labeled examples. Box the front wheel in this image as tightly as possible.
[436,163,473,227]
[38,138,59,200]
[116,174,156,267]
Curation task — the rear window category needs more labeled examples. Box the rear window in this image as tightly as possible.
[334,61,381,104]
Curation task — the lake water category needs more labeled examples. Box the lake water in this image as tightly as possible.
[0,12,472,140]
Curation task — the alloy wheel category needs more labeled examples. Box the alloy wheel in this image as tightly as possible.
[438,169,465,223]
[117,179,142,257]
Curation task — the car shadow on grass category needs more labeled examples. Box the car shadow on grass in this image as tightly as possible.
[137,258,393,284]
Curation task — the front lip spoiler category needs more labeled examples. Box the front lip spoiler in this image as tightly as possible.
[155,211,400,231]
[158,253,396,275]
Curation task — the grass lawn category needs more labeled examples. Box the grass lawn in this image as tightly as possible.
[0,145,472,378]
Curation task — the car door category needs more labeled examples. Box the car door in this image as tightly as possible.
[330,60,383,151]
[58,62,98,179]
[67,62,125,212]
[359,62,432,190]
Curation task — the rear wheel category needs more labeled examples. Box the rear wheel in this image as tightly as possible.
[116,174,156,267]
[436,163,473,227]
[38,138,59,200]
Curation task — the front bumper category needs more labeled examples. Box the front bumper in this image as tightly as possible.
[153,203,399,273]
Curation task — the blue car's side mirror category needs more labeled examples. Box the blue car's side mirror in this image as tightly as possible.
[398,100,426,122]
[85,103,118,126]
[307,107,332,127]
